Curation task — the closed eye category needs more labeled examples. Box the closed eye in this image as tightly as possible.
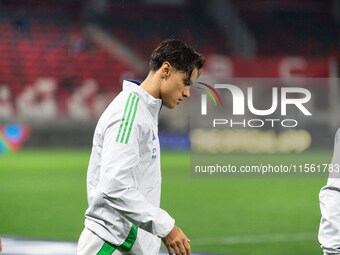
[183,78,191,86]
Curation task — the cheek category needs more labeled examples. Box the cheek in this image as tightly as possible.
[161,80,182,102]
[175,83,183,95]
[166,83,180,97]
[160,84,174,102]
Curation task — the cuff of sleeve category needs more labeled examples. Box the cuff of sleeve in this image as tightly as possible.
[157,217,175,238]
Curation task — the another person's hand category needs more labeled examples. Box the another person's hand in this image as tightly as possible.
[162,226,191,255]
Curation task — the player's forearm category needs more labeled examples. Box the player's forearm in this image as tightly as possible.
[102,189,175,237]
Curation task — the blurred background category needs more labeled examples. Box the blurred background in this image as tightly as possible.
[0,0,339,255]
[0,0,338,149]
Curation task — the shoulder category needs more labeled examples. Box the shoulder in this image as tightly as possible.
[99,91,144,129]
[103,91,138,117]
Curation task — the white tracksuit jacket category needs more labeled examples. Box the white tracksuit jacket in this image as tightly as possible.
[319,128,340,255]
[84,80,175,252]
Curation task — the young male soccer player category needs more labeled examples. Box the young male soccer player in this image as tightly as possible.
[77,39,204,255]
[319,128,340,255]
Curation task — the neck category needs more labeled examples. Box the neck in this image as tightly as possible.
[140,72,161,99]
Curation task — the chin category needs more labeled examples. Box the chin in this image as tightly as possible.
[163,102,177,109]
[164,105,176,109]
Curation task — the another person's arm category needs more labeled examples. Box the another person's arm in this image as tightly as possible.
[319,128,340,255]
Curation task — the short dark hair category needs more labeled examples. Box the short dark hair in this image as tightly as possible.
[149,39,205,79]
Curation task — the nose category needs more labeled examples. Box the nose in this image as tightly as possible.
[183,87,190,98]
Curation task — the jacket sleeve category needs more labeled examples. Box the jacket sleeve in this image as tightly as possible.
[319,128,340,254]
[97,113,175,238]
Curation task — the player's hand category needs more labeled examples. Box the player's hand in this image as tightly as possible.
[0,236,2,253]
[162,225,191,255]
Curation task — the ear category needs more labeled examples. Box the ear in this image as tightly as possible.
[161,61,172,79]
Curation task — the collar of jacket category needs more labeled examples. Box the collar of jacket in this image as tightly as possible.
[122,80,162,119]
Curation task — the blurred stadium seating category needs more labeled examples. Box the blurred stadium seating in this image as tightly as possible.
[0,0,339,145]
[0,1,132,118]
[233,0,339,57]
[104,3,229,58]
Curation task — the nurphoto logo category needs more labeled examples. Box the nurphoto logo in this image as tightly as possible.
[196,83,312,128]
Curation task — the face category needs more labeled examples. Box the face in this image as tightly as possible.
[160,67,199,109]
